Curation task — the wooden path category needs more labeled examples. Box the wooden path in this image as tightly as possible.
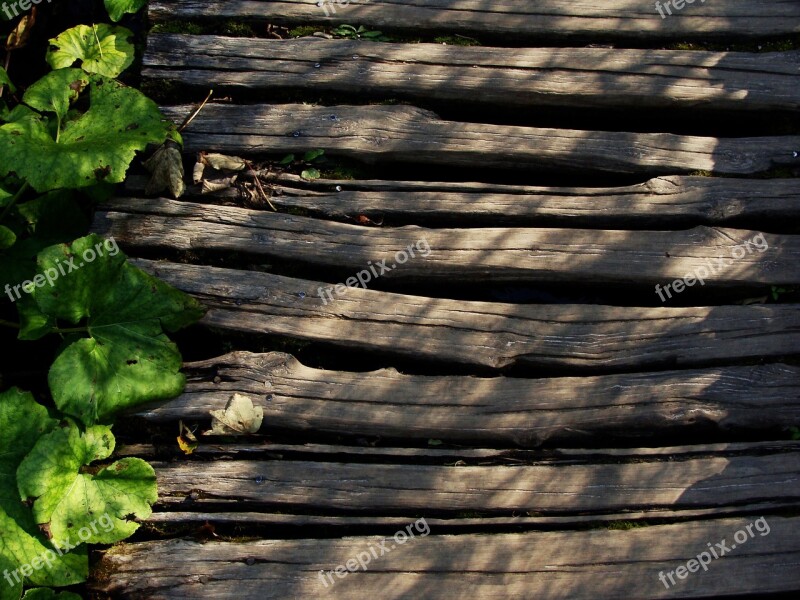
[92,1,800,598]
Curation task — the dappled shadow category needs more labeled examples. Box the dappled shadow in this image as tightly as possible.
[90,2,800,597]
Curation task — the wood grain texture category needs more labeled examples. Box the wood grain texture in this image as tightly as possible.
[149,0,800,41]
[145,36,800,112]
[93,517,800,598]
[151,451,800,512]
[158,103,800,175]
[134,351,800,445]
[124,174,800,228]
[131,259,800,371]
[94,198,800,286]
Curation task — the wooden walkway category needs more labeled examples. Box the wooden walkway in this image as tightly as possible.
[93,1,800,597]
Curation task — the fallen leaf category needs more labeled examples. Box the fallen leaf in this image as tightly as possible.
[143,141,185,198]
[207,393,263,435]
[177,420,198,454]
[202,153,246,171]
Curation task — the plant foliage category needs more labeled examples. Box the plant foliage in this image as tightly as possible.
[0,5,203,599]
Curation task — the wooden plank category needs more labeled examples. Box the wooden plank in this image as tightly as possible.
[149,0,800,41]
[94,198,800,286]
[152,452,800,512]
[132,259,800,371]
[159,103,800,175]
[93,516,800,598]
[134,351,800,445]
[144,36,800,112]
[124,174,800,228]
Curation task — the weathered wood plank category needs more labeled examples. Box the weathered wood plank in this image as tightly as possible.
[124,174,800,228]
[149,0,800,41]
[145,36,800,112]
[134,351,800,445]
[152,452,800,512]
[159,103,800,175]
[132,259,800,371]
[94,517,800,598]
[95,198,800,286]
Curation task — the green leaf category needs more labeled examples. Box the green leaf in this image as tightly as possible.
[0,67,15,94]
[46,24,135,78]
[0,78,170,192]
[17,422,157,544]
[0,226,16,250]
[22,590,82,600]
[278,154,295,165]
[30,235,204,424]
[0,388,57,522]
[301,168,320,180]
[104,0,147,22]
[303,149,324,162]
[0,389,86,588]
[21,69,90,122]
[0,555,21,600]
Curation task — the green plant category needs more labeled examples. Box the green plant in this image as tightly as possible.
[332,25,391,41]
[0,6,203,599]
[278,149,326,180]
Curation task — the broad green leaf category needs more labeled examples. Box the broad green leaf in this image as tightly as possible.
[0,555,21,600]
[22,69,90,122]
[31,235,204,424]
[0,67,14,94]
[301,168,320,180]
[0,389,86,587]
[0,388,57,523]
[279,154,295,165]
[46,25,134,78]
[22,590,82,600]
[17,422,157,544]
[0,226,15,250]
[0,79,170,192]
[104,0,147,22]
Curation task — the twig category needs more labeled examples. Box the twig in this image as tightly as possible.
[245,161,277,211]
[178,89,213,133]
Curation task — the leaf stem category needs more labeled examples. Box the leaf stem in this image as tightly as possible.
[53,325,89,334]
[0,181,30,223]
[0,318,19,329]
